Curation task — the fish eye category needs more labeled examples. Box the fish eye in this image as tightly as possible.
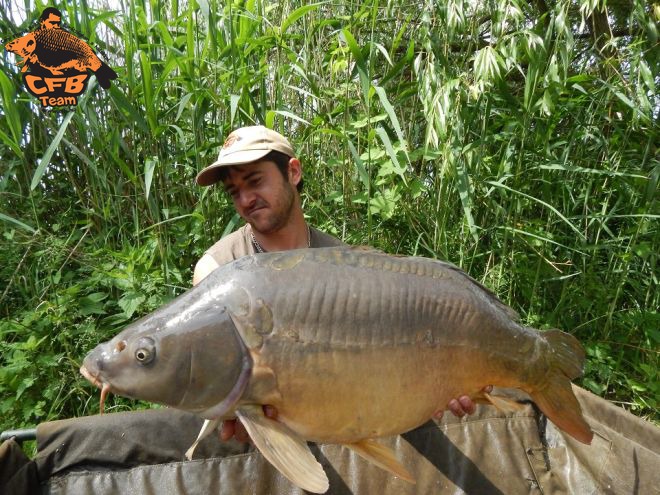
[135,337,156,365]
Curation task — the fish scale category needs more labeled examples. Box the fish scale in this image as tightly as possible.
[33,29,100,68]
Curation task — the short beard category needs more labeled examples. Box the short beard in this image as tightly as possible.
[249,181,296,235]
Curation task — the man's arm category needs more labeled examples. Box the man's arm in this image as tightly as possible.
[193,254,221,286]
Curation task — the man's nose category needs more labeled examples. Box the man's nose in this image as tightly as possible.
[236,190,256,209]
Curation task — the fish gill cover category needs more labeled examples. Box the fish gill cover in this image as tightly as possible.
[3,7,118,108]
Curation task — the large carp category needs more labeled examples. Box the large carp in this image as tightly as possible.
[81,246,593,493]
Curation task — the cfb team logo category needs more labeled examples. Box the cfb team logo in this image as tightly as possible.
[4,7,117,108]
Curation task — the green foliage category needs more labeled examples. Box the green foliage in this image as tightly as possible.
[0,0,658,433]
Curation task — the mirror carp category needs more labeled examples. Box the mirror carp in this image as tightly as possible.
[81,246,593,493]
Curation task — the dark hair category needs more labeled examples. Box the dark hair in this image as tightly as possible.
[267,150,303,193]
[39,7,62,22]
[217,150,303,192]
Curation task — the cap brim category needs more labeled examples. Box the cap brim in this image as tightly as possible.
[195,149,272,186]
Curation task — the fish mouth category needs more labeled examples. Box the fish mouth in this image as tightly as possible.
[80,364,112,414]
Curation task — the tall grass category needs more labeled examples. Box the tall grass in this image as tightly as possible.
[0,0,657,431]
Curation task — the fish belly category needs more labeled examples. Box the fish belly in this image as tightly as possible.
[263,342,491,443]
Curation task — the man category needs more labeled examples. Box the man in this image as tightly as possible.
[193,125,482,442]
[193,125,344,285]
[38,7,63,30]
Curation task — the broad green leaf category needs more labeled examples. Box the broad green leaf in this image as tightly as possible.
[281,2,325,34]
[31,112,74,190]
[16,378,35,400]
[152,20,175,47]
[374,86,408,157]
[373,42,393,66]
[474,46,503,82]
[0,213,34,233]
[79,293,108,316]
[230,94,240,125]
[61,137,97,172]
[175,93,193,122]
[341,28,370,102]
[350,114,387,129]
[455,160,478,242]
[375,126,406,181]
[0,70,22,147]
[273,110,310,125]
[369,188,401,220]
[265,110,276,129]
[139,50,157,133]
[0,127,23,159]
[346,139,370,189]
[380,40,414,87]
[145,157,157,200]
[118,292,146,318]
[222,213,241,238]
[638,60,654,93]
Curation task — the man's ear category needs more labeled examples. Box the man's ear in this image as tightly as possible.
[288,157,302,187]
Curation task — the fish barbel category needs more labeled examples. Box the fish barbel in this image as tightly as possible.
[81,246,593,493]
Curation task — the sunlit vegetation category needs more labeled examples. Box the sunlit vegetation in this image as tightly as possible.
[0,0,657,433]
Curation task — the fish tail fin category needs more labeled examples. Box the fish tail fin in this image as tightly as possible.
[530,329,593,444]
[95,62,118,89]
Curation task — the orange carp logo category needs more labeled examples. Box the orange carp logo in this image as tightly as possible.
[4,7,117,108]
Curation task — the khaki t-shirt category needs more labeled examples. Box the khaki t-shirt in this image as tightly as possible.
[204,223,345,266]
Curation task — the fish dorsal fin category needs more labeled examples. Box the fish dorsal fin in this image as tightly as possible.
[484,393,526,413]
[236,405,329,494]
[185,418,222,460]
[426,259,521,321]
[345,439,415,484]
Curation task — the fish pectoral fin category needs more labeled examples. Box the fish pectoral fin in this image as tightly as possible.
[236,405,328,494]
[484,392,526,413]
[345,439,415,484]
[185,418,222,460]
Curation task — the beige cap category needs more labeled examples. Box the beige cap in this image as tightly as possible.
[196,125,295,186]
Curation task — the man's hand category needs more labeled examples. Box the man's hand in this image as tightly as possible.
[220,405,278,443]
[433,385,493,420]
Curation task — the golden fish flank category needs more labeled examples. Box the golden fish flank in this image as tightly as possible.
[81,246,593,494]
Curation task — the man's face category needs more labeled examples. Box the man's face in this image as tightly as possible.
[222,160,296,235]
[41,14,61,29]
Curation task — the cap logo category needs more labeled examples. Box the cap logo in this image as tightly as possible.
[222,134,241,149]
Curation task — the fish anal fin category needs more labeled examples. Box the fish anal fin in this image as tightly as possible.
[470,387,493,405]
[345,439,415,484]
[484,393,526,413]
[531,374,594,444]
[236,405,329,494]
[531,329,593,444]
[185,418,222,460]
